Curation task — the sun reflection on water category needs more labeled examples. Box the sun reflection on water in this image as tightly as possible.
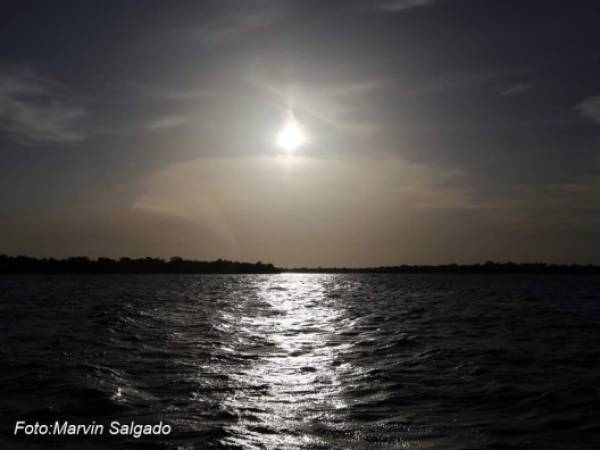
[218,274,353,449]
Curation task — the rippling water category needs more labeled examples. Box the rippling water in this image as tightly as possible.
[1,274,599,449]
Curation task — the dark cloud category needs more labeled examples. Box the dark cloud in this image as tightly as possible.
[376,0,444,13]
[577,95,600,126]
[499,82,534,97]
[0,66,87,144]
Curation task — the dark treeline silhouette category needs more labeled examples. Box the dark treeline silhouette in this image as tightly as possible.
[289,261,600,274]
[1,255,599,274]
[0,255,278,274]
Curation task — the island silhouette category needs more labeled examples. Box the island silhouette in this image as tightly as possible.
[1,255,598,274]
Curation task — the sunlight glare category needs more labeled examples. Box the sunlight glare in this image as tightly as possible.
[276,118,307,152]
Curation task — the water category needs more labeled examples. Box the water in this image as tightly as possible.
[1,274,599,449]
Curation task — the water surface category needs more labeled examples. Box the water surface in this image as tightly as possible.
[1,274,599,449]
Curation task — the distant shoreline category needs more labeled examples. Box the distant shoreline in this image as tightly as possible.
[1,255,599,274]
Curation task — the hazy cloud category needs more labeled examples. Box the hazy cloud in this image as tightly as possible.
[145,115,194,131]
[185,3,287,46]
[0,68,87,145]
[131,83,220,101]
[129,155,469,265]
[377,0,442,12]
[499,82,534,97]
[576,95,600,125]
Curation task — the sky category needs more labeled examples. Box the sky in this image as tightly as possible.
[1,0,599,266]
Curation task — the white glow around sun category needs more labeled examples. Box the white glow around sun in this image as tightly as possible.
[276,118,307,152]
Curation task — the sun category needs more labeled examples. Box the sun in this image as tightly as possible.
[276,118,307,152]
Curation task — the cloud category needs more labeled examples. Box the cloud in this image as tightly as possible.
[576,95,600,125]
[377,0,442,12]
[145,115,194,131]
[131,83,220,101]
[184,3,287,47]
[128,155,470,265]
[0,68,87,145]
[499,82,534,96]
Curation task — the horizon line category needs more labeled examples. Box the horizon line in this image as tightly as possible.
[1,254,599,274]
